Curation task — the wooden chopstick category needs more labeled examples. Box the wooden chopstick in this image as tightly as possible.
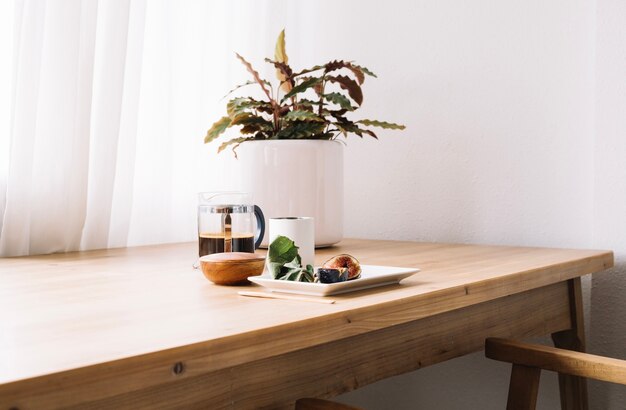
[238,290,336,304]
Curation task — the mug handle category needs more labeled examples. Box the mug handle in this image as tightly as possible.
[254,205,265,249]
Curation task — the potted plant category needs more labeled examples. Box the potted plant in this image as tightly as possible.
[205,30,405,247]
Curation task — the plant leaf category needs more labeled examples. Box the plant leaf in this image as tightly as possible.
[240,124,264,135]
[273,30,292,93]
[347,66,365,85]
[357,119,406,130]
[230,113,273,130]
[226,97,247,117]
[282,77,322,101]
[295,99,319,112]
[227,97,273,117]
[204,116,232,144]
[323,60,365,84]
[266,58,294,95]
[353,65,377,78]
[274,121,326,139]
[268,235,304,279]
[221,80,256,99]
[277,262,314,282]
[327,75,363,106]
[331,117,379,139]
[292,65,325,77]
[235,53,273,101]
[324,93,354,111]
[334,121,363,138]
[217,137,249,158]
[268,235,300,264]
[361,129,378,139]
[297,99,318,106]
[274,29,288,64]
[283,110,324,122]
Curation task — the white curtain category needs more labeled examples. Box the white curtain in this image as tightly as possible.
[0,0,288,256]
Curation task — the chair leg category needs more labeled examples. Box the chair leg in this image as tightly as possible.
[551,277,589,410]
[506,364,541,410]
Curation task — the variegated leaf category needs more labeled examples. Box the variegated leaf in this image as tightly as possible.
[230,113,273,130]
[296,99,318,111]
[226,97,247,117]
[324,93,354,110]
[274,121,326,139]
[329,109,349,118]
[265,58,294,94]
[334,121,363,138]
[324,60,365,84]
[292,65,325,77]
[235,53,273,101]
[283,110,324,122]
[314,81,324,97]
[327,75,363,106]
[282,77,322,101]
[217,137,250,158]
[240,124,262,134]
[204,116,232,144]
[353,65,377,78]
[347,66,365,85]
[227,98,273,117]
[361,129,378,139]
[357,119,406,130]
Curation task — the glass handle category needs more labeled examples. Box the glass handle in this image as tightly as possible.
[254,205,265,249]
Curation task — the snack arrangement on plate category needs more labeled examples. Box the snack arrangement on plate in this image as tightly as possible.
[268,236,362,283]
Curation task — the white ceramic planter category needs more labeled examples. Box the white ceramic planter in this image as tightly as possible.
[236,140,343,248]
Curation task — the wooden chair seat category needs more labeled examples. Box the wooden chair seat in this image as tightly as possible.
[485,337,626,410]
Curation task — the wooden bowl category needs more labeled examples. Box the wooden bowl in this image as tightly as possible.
[199,252,266,285]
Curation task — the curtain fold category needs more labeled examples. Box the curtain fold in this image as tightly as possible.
[1,0,100,256]
[81,0,145,250]
[0,0,143,256]
[0,0,281,257]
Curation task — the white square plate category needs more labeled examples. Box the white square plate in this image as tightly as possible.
[248,265,420,296]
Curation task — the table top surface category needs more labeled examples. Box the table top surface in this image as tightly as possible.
[0,238,613,386]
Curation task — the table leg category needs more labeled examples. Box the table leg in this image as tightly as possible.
[551,277,588,410]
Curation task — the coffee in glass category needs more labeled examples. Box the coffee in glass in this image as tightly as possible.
[197,192,264,257]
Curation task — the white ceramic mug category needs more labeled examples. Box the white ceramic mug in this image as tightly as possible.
[268,217,315,269]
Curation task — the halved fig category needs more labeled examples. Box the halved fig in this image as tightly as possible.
[317,268,348,283]
[322,254,361,280]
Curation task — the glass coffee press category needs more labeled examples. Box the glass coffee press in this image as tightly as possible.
[197,192,265,258]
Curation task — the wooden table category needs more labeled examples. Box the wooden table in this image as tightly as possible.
[0,239,613,409]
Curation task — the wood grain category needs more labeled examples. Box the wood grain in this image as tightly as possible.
[551,278,588,410]
[506,364,541,410]
[486,338,626,385]
[66,281,571,409]
[0,239,613,408]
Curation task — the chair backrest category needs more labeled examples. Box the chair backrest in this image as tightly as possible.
[485,337,626,410]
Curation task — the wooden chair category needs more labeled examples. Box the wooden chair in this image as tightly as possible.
[295,398,364,410]
[485,337,626,410]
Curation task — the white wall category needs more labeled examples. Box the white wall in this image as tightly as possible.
[589,0,626,408]
[267,0,622,409]
[293,1,596,409]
